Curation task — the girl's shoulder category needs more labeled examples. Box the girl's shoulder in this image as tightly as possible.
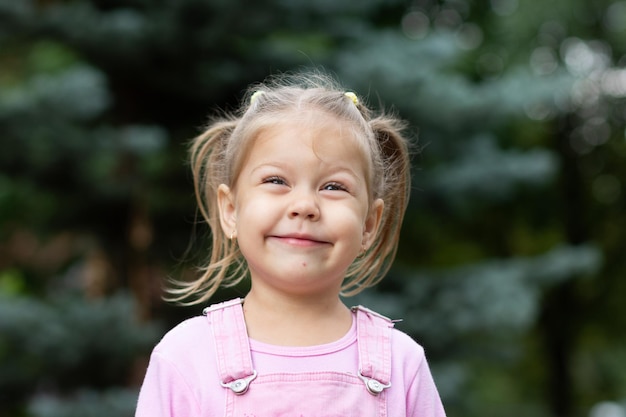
[390,326,427,367]
[152,315,211,357]
[391,326,425,350]
[355,304,427,365]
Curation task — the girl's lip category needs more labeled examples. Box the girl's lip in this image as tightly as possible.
[269,234,329,247]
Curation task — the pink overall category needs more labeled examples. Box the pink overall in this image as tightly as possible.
[203,298,393,417]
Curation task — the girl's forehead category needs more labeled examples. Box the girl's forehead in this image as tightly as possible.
[253,112,370,159]
[257,108,366,143]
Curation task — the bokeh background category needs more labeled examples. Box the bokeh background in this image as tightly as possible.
[1,0,625,416]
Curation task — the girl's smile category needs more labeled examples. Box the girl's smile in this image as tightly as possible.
[267,233,331,248]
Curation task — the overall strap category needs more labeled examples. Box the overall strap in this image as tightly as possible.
[352,305,394,395]
[203,298,257,394]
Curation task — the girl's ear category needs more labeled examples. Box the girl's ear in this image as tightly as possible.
[217,184,237,237]
[362,198,384,248]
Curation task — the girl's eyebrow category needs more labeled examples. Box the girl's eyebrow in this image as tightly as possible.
[251,161,362,178]
[249,162,287,174]
[326,166,362,181]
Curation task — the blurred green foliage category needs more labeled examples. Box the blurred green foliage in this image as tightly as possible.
[1,0,625,416]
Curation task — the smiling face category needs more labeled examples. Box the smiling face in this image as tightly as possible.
[217,110,383,299]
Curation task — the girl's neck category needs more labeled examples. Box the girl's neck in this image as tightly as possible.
[241,288,352,347]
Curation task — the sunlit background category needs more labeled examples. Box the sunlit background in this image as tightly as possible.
[1,0,625,416]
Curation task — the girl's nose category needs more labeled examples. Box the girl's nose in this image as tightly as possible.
[288,192,320,221]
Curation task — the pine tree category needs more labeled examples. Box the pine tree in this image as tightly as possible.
[1,0,625,416]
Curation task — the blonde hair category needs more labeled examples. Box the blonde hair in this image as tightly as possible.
[167,72,412,305]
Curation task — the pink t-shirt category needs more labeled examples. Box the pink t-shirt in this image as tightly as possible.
[135,312,446,417]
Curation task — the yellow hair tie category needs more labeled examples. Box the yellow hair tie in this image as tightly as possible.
[344,92,359,106]
[250,90,265,105]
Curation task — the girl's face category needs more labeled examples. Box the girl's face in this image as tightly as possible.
[217,112,383,299]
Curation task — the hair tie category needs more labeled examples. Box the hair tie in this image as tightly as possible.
[344,92,359,106]
[250,90,265,105]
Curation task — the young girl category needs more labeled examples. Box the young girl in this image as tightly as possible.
[135,72,446,417]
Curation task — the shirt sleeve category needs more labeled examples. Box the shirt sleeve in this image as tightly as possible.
[135,351,201,417]
[405,352,447,417]
[389,329,446,417]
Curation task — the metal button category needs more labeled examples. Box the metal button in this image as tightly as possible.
[358,371,391,396]
[366,379,384,394]
[229,379,249,394]
[221,370,257,395]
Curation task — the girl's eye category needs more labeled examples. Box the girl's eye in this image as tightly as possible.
[322,182,347,192]
[263,176,286,185]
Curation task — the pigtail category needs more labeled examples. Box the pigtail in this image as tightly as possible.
[166,118,247,305]
[342,114,412,296]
